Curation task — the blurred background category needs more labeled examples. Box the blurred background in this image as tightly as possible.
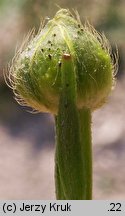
[0,0,125,199]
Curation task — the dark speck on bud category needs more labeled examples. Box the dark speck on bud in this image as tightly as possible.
[48,40,51,44]
[48,54,52,60]
[53,33,56,37]
[58,62,62,67]
[64,102,68,108]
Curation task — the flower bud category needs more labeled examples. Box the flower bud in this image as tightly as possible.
[9,9,116,114]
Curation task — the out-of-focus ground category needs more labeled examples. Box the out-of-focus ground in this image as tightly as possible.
[93,80,125,199]
[1,80,125,199]
[0,0,125,199]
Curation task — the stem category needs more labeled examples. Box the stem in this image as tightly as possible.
[55,55,92,199]
[78,108,92,199]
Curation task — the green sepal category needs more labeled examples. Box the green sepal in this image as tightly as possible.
[55,54,85,199]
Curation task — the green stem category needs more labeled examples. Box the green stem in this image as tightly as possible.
[78,108,92,199]
[55,55,92,199]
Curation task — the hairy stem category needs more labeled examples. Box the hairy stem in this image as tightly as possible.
[55,55,92,199]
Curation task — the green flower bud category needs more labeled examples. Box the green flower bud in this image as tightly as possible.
[9,9,116,114]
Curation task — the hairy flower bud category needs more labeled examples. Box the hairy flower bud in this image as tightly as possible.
[9,9,117,114]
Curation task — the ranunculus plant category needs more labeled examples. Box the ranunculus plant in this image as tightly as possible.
[7,9,117,200]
